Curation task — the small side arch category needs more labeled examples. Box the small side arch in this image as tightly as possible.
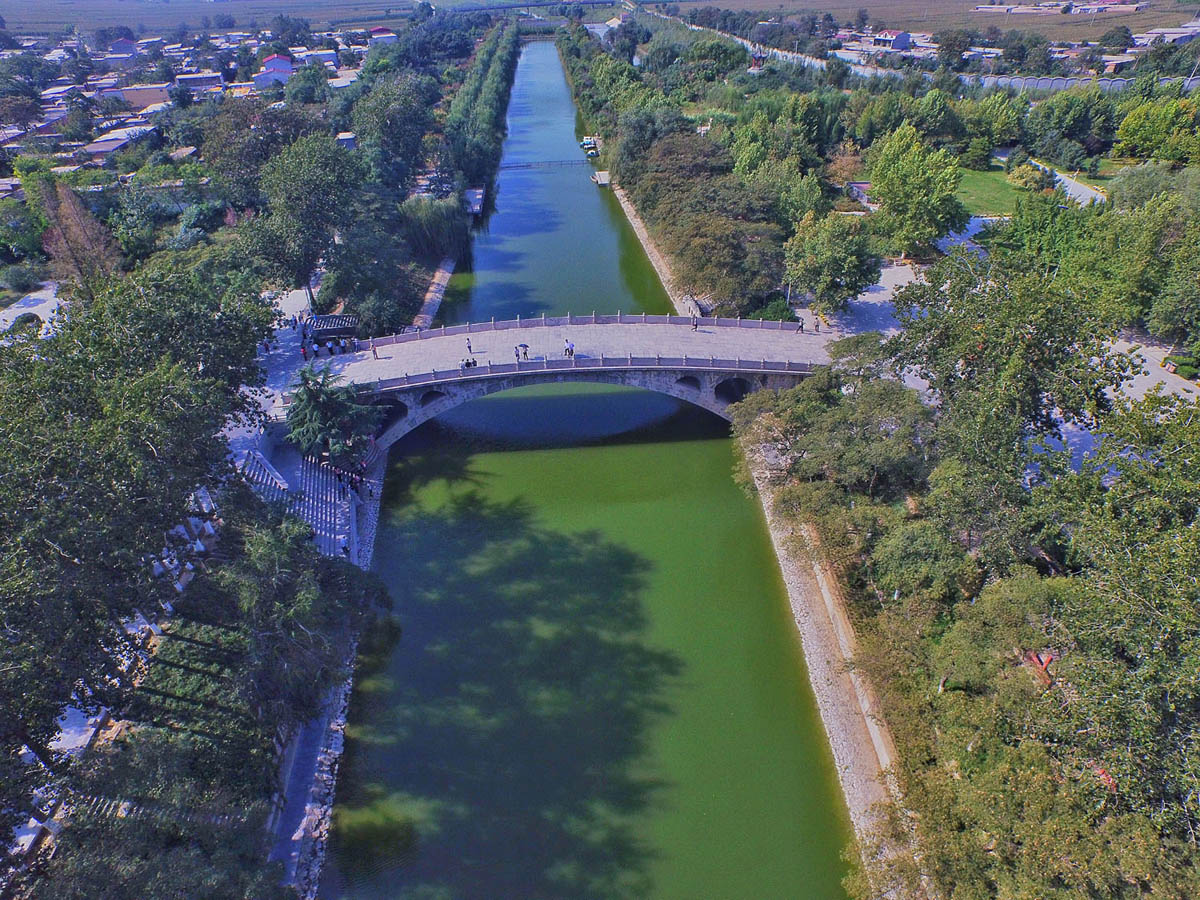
[714,377,751,405]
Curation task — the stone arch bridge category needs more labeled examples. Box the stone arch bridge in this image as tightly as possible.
[276,313,834,452]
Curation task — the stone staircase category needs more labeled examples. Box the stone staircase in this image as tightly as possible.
[239,450,289,505]
[239,446,355,559]
[71,793,266,829]
[293,457,353,558]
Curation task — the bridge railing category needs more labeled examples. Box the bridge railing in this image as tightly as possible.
[356,311,801,351]
[363,354,816,394]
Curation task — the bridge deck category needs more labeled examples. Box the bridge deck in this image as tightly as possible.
[275,317,835,408]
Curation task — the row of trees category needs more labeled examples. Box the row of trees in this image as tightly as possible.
[1,11,517,892]
[561,26,787,313]
[682,4,1200,81]
[650,8,1200,174]
[444,20,521,182]
[560,22,973,314]
[566,11,1200,345]
[733,237,1200,896]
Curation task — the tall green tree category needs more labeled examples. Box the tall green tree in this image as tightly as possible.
[286,365,381,463]
[247,133,364,299]
[870,122,968,257]
[888,250,1130,567]
[351,72,432,176]
[0,267,272,851]
[217,516,379,726]
[783,211,880,311]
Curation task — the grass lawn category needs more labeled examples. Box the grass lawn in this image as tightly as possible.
[956,164,1024,217]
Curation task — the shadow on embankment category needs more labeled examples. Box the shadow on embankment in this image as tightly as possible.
[321,449,681,900]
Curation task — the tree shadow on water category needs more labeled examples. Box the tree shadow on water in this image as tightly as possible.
[323,483,681,900]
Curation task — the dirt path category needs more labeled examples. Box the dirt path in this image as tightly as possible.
[411,257,457,329]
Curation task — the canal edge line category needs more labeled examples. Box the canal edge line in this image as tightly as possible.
[412,256,458,330]
[272,450,389,898]
[610,184,703,319]
[746,455,905,852]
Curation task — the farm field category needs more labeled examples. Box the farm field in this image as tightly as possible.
[956,163,1024,215]
[0,0,411,33]
[670,0,1200,41]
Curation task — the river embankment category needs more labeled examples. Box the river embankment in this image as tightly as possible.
[746,456,900,842]
[610,185,702,317]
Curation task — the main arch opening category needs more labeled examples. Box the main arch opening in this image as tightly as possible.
[373,371,761,451]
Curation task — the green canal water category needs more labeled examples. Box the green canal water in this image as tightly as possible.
[320,41,852,899]
[438,39,671,323]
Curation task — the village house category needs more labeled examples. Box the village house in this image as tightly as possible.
[108,36,138,56]
[102,83,172,112]
[872,30,911,51]
[253,54,294,88]
[175,71,224,90]
[368,26,399,46]
[296,48,339,68]
[81,123,156,161]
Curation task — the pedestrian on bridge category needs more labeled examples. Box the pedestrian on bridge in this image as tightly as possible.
[796,318,804,334]
[813,319,819,333]
[371,340,379,360]
[691,316,698,331]
[514,346,521,362]
[466,338,473,354]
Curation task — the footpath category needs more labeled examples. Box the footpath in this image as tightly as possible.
[410,256,457,329]
[244,281,389,900]
[750,461,898,840]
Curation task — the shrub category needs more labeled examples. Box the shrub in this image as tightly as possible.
[745,296,796,321]
[960,137,993,171]
[180,201,225,233]
[8,311,41,332]
[165,225,206,251]
[1003,147,1030,173]
[0,262,45,293]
